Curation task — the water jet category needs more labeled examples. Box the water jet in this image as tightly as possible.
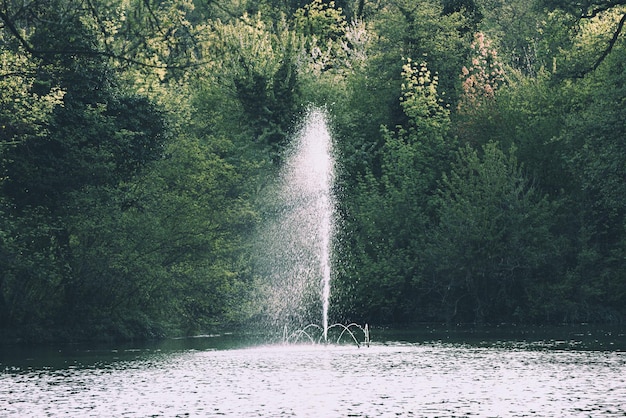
[255,107,368,347]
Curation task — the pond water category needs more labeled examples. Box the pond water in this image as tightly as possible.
[2,326,626,417]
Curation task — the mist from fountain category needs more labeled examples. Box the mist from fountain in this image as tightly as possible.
[255,107,335,340]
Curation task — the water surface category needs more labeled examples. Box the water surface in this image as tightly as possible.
[2,327,625,417]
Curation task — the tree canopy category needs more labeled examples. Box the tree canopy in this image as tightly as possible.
[2,0,626,342]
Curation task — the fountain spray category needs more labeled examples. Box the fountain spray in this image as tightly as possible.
[258,107,335,340]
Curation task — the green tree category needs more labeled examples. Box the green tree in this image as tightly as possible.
[553,38,626,322]
[538,1,626,78]
[372,0,474,107]
[333,60,455,323]
[332,0,473,196]
[203,13,302,162]
[61,127,257,337]
[425,142,558,324]
[0,0,202,71]
[0,7,170,339]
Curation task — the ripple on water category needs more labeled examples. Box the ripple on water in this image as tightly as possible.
[1,343,626,417]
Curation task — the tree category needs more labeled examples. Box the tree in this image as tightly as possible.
[457,32,506,114]
[0,5,170,339]
[0,0,202,71]
[201,13,302,162]
[60,127,257,337]
[370,0,474,108]
[539,0,626,78]
[425,142,558,324]
[552,38,626,322]
[333,60,455,323]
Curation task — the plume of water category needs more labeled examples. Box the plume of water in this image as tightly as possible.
[256,108,335,340]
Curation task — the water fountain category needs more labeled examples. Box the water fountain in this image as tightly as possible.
[255,107,368,346]
[255,107,333,334]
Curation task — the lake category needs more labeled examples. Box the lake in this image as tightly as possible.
[2,326,625,417]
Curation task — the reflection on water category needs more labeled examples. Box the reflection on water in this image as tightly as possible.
[2,327,626,417]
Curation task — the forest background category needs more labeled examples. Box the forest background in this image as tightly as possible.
[1,0,625,342]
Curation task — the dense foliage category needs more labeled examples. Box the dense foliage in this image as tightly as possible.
[1,0,625,341]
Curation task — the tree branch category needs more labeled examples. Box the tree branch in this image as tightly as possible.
[0,10,35,54]
[0,8,208,70]
[84,0,113,54]
[575,12,626,78]
[581,0,626,18]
